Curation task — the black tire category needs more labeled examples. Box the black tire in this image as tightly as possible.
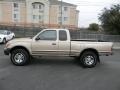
[12,36,15,39]
[10,49,30,66]
[2,38,6,44]
[80,51,98,68]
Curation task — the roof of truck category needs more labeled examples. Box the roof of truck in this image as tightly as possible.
[44,29,69,30]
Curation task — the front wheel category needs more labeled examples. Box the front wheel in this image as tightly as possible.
[10,49,30,66]
[80,51,98,68]
[2,38,6,44]
[12,36,15,39]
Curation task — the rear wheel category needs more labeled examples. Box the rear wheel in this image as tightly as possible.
[80,51,98,68]
[10,49,30,66]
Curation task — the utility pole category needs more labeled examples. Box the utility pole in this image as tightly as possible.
[49,4,52,28]
[60,0,63,28]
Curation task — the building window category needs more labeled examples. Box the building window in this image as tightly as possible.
[13,14,19,22]
[39,5,42,9]
[14,3,18,8]
[33,4,36,9]
[64,17,68,21]
[14,14,18,19]
[33,15,40,20]
[13,3,20,22]
[33,4,38,9]
[64,7,68,11]
[33,15,36,20]
[32,3,44,9]
[39,15,42,20]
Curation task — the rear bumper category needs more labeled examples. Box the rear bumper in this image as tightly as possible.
[4,48,10,55]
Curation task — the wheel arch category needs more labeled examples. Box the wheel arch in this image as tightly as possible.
[2,37,6,43]
[79,48,100,62]
[10,46,30,55]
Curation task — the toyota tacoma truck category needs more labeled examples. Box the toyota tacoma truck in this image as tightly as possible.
[4,29,113,68]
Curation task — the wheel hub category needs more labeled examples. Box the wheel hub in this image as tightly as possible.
[84,56,94,65]
[14,53,25,63]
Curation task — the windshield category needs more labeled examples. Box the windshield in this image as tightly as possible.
[0,30,6,35]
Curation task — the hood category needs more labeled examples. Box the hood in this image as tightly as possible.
[9,37,32,43]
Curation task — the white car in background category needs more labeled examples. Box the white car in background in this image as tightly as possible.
[0,30,15,43]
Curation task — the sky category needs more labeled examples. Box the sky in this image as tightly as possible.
[62,0,119,27]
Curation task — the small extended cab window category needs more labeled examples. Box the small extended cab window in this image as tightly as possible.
[38,30,57,40]
[59,30,67,41]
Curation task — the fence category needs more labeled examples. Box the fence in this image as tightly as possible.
[12,28,42,37]
[70,31,120,42]
[0,27,120,42]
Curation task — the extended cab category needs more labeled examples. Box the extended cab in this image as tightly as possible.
[4,29,113,68]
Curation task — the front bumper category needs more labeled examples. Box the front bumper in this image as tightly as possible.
[4,48,10,55]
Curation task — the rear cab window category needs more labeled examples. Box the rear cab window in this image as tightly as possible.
[59,30,67,41]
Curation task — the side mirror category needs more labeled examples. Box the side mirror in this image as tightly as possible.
[35,37,40,41]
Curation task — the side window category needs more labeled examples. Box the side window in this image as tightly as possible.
[7,31,10,35]
[59,30,67,41]
[4,31,7,35]
[38,30,57,40]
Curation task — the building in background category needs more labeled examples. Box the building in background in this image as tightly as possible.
[0,0,79,30]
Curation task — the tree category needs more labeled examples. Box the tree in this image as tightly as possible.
[88,23,99,31]
[99,4,120,35]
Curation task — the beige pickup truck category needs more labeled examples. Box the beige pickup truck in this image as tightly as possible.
[4,29,113,68]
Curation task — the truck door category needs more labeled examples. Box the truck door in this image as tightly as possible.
[58,30,70,56]
[32,30,59,56]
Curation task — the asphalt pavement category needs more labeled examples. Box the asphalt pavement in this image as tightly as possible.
[0,44,120,90]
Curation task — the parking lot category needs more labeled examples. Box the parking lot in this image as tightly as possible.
[0,44,120,90]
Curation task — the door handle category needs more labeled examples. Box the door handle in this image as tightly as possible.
[52,43,56,45]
